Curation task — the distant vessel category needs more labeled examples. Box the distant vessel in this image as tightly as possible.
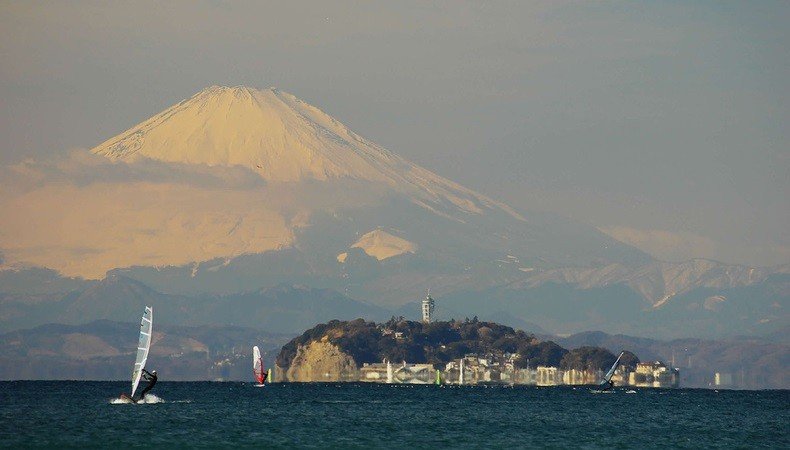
[599,351,625,390]
[253,346,265,386]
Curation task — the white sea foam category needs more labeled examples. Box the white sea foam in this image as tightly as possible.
[110,394,165,404]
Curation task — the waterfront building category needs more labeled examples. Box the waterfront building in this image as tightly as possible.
[444,358,471,384]
[610,366,629,387]
[393,362,434,383]
[360,362,389,382]
[715,372,733,387]
[537,366,560,386]
[361,353,681,388]
[628,361,680,388]
[513,368,537,385]
[562,369,600,385]
[360,361,434,384]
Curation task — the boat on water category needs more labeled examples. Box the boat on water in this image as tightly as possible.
[590,351,625,393]
[253,345,266,387]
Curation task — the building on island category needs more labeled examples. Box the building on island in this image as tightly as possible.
[609,366,630,387]
[628,361,680,388]
[537,366,561,386]
[421,292,435,323]
[353,353,681,387]
[562,368,602,385]
[714,372,733,387]
[358,301,683,387]
[360,360,435,384]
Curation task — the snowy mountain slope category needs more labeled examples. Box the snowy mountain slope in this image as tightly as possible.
[93,85,521,220]
[519,258,780,305]
[0,85,648,279]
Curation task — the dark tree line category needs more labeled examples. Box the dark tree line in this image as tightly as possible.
[277,318,622,370]
[559,347,641,371]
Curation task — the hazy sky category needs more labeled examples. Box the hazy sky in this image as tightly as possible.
[1,1,788,266]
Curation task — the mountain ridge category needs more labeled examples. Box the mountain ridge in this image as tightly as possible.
[0,274,390,334]
[2,261,786,341]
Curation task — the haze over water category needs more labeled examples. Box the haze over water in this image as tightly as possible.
[2,382,787,448]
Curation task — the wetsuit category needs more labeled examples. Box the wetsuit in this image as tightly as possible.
[138,369,157,401]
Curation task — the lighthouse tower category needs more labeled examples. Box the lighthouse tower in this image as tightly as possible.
[421,291,435,323]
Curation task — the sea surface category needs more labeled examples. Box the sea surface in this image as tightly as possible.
[0,381,787,448]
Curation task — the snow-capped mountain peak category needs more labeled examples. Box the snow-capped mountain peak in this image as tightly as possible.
[92,85,517,219]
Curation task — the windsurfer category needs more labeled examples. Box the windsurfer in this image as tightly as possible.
[597,351,625,392]
[137,369,157,401]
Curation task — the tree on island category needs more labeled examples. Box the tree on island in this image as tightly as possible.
[514,341,568,368]
[560,346,616,372]
[618,351,640,370]
[277,318,626,373]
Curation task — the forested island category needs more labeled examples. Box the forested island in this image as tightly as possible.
[276,318,639,382]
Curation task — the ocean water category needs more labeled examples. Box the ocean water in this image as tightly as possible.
[0,381,787,448]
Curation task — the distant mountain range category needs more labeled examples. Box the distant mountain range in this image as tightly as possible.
[0,273,387,334]
[0,85,786,341]
[1,319,785,389]
[1,265,786,341]
[0,320,288,381]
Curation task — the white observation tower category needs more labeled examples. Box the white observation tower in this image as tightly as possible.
[421,291,435,323]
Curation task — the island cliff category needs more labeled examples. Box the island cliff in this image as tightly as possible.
[285,339,359,382]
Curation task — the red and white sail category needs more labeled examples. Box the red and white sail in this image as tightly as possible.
[252,346,265,384]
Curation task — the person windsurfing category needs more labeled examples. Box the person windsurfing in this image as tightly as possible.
[599,351,625,392]
[137,368,158,402]
[252,345,266,386]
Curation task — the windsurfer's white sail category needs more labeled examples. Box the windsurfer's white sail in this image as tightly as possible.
[130,306,153,398]
[253,346,264,384]
[602,351,625,385]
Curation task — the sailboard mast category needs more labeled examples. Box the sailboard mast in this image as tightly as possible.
[130,306,153,399]
[602,351,625,385]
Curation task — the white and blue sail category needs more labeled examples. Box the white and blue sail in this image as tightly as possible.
[130,306,153,399]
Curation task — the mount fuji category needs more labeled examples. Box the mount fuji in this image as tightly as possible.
[87,85,646,292]
[1,85,785,338]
